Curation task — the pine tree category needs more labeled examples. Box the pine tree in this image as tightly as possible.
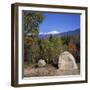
[23,11,45,63]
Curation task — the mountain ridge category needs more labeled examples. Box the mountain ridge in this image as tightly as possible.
[39,28,80,38]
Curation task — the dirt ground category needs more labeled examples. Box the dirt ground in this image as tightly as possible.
[24,63,80,77]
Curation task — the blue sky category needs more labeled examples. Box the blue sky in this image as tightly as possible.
[39,12,80,35]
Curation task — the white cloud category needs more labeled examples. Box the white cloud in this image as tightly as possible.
[39,30,60,35]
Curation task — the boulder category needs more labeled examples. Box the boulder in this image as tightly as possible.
[38,59,46,67]
[58,51,78,70]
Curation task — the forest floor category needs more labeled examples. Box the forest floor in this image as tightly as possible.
[24,63,80,77]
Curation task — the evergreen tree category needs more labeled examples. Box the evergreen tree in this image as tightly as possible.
[23,11,45,63]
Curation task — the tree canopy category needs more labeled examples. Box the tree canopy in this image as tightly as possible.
[23,11,45,63]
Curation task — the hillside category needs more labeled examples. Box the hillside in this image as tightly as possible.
[39,28,80,38]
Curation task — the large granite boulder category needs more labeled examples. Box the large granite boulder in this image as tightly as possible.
[58,51,78,70]
[38,59,46,67]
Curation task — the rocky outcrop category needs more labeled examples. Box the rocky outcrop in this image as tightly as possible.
[38,59,46,67]
[58,51,78,70]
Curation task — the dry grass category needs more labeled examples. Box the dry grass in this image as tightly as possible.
[24,62,80,77]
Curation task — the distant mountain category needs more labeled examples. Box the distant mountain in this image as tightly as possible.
[39,28,80,39]
[57,28,80,37]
